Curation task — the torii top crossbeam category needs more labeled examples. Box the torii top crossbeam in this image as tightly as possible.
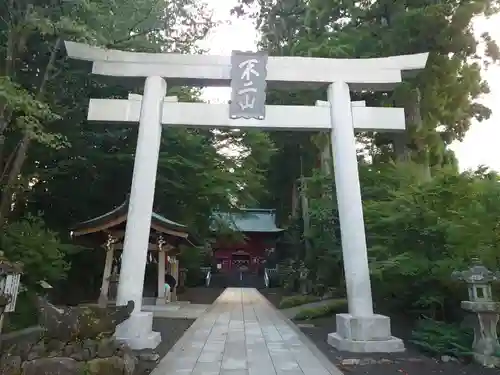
[64,42,428,91]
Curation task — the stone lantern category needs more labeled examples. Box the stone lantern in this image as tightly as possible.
[0,251,23,333]
[452,262,500,367]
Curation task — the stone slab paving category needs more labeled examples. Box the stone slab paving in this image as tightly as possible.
[150,288,343,375]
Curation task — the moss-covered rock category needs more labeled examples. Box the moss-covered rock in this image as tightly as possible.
[36,297,134,341]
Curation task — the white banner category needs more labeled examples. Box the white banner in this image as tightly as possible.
[3,273,21,312]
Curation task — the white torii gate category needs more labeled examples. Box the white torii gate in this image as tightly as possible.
[88,94,405,131]
[65,41,428,352]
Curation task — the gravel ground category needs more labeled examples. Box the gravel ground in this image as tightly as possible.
[259,290,499,375]
[297,315,499,375]
[259,288,285,308]
[177,287,224,305]
[152,317,195,360]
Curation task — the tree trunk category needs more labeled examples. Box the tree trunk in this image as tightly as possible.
[0,4,18,182]
[319,134,332,176]
[0,106,9,176]
[300,177,310,234]
[393,87,431,181]
[291,180,299,219]
[393,133,411,163]
[299,176,312,256]
[0,135,29,225]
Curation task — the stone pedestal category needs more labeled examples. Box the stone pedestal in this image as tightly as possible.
[461,301,500,367]
[114,311,161,350]
[327,314,405,353]
[453,263,500,367]
[470,312,500,367]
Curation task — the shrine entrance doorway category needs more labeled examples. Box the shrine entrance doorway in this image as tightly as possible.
[231,251,251,272]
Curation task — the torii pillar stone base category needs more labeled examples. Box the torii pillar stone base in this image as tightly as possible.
[327,314,405,352]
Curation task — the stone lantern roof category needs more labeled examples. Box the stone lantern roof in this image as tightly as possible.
[452,263,500,285]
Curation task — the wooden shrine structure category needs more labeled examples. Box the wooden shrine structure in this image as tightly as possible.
[211,209,283,275]
[70,200,194,306]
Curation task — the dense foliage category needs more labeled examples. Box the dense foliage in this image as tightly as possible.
[292,299,348,321]
[0,0,274,329]
[410,318,474,360]
[300,163,500,317]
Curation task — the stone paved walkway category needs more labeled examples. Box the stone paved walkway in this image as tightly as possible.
[151,288,343,375]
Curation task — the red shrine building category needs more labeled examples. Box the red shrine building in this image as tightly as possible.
[211,209,284,274]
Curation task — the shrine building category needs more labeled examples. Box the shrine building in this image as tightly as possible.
[211,209,283,276]
[70,200,196,306]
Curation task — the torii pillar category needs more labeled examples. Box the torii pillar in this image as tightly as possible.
[325,82,404,352]
[114,76,166,349]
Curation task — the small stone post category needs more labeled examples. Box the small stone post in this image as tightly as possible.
[170,257,179,302]
[108,266,119,301]
[98,234,116,307]
[298,262,309,295]
[452,262,500,367]
[156,236,166,305]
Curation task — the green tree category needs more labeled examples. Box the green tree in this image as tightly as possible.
[234,0,499,190]
[0,0,215,225]
[365,164,500,317]
[0,215,76,288]
[299,162,500,317]
[0,214,80,331]
[1,0,275,234]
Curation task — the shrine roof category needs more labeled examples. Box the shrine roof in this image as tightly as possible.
[211,209,284,233]
[70,200,188,238]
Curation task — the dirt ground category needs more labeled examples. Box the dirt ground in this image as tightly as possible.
[177,286,224,305]
[260,289,499,375]
[259,287,285,307]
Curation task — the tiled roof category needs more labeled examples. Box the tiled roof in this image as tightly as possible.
[212,209,283,233]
